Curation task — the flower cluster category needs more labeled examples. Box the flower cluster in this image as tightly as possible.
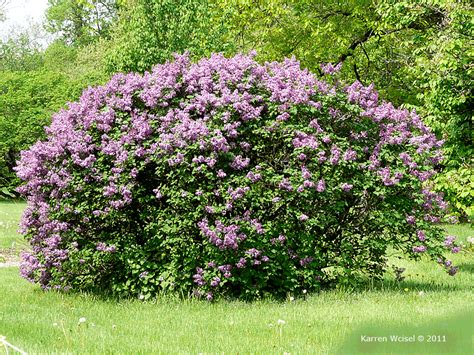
[15,52,459,298]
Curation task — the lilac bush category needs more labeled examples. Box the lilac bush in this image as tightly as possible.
[16,52,459,299]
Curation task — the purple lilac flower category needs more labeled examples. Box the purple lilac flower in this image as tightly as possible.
[231,155,250,170]
[236,258,247,268]
[341,183,353,192]
[271,234,286,245]
[378,167,396,186]
[205,206,215,214]
[96,242,116,253]
[153,188,162,199]
[413,245,426,253]
[246,248,261,258]
[278,178,293,191]
[210,277,221,287]
[321,62,342,75]
[444,235,456,247]
[316,179,326,192]
[251,219,265,234]
[309,119,323,133]
[424,215,440,223]
[240,141,251,151]
[301,166,311,179]
[343,148,357,161]
[329,145,340,165]
[217,264,232,273]
[227,186,250,201]
[322,135,331,144]
[448,266,458,276]
[292,131,319,149]
[300,257,314,266]
[246,171,262,182]
[451,246,461,254]
[417,230,426,241]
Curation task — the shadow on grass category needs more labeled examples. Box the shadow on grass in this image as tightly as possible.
[357,276,472,294]
[456,262,474,274]
[3,261,471,304]
[33,277,471,305]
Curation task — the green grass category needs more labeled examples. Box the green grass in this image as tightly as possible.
[0,200,27,253]
[0,202,473,354]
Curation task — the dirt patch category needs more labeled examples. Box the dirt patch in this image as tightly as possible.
[0,261,19,268]
[0,248,24,263]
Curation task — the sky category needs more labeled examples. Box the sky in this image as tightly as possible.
[0,0,49,40]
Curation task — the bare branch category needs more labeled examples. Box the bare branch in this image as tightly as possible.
[338,29,374,63]
[337,8,447,65]
[353,63,363,84]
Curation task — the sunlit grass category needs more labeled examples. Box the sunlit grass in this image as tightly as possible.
[0,200,27,253]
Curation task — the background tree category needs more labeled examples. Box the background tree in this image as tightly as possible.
[0,32,44,71]
[105,0,234,73]
[401,3,473,218]
[0,27,110,198]
[45,0,119,45]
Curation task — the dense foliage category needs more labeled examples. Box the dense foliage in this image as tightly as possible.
[45,0,119,45]
[16,53,460,299]
[105,0,233,73]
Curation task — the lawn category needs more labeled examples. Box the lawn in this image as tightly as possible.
[0,200,27,263]
[1,202,473,354]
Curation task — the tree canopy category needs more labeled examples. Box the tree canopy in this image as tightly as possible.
[45,0,119,45]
